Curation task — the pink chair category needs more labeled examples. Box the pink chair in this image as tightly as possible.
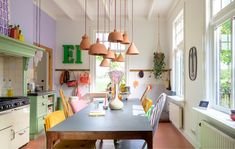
[69,97,89,113]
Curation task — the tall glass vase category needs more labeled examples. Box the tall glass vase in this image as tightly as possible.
[109,84,123,110]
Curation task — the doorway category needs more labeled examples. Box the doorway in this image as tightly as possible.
[34,43,53,90]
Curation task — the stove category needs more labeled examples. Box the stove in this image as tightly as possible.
[0,97,30,112]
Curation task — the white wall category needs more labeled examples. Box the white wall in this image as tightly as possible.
[55,17,169,97]
[167,0,205,147]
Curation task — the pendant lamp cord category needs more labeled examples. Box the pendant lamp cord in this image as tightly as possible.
[103,0,106,42]
[115,0,116,30]
[85,0,87,34]
[120,0,121,32]
[39,0,41,45]
[124,0,126,32]
[35,0,41,46]
[109,0,111,47]
[132,0,133,42]
[97,0,99,34]
[157,14,161,52]
[36,0,38,46]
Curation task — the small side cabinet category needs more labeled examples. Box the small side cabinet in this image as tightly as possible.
[28,92,56,140]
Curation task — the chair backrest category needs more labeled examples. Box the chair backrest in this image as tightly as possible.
[140,85,151,103]
[59,88,74,118]
[149,93,167,134]
[44,110,66,131]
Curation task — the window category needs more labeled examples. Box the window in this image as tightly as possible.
[215,18,234,109]
[173,11,184,97]
[210,0,235,111]
[94,32,125,92]
[213,0,234,16]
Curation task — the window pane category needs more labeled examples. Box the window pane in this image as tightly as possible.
[216,19,232,108]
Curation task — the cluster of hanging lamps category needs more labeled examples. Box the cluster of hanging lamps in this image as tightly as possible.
[80,0,139,67]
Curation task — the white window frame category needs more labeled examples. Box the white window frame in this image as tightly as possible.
[172,10,184,97]
[208,0,235,113]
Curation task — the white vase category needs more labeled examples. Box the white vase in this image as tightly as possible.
[109,84,123,110]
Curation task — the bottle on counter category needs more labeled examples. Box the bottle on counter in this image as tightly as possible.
[18,30,24,41]
[7,79,13,97]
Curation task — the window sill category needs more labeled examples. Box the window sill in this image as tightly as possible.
[193,107,235,130]
[167,95,185,107]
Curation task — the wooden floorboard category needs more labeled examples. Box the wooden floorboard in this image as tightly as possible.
[22,123,194,149]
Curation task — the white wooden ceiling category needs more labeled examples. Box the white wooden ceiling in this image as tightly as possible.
[38,0,175,20]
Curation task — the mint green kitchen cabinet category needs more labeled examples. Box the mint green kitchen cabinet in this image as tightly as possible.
[28,92,56,139]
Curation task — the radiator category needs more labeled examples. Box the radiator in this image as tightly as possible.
[200,120,235,149]
[169,102,183,129]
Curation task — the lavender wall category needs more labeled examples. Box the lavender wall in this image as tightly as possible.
[33,5,56,50]
[10,0,34,43]
[10,0,56,49]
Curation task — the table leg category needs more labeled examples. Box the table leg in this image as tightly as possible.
[146,136,153,149]
[46,132,58,149]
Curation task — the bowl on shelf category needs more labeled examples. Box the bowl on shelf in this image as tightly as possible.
[230,110,235,121]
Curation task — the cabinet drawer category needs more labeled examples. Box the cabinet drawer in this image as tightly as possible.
[37,101,48,117]
[37,95,48,105]
[37,116,45,133]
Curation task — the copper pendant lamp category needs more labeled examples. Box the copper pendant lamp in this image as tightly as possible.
[89,0,107,56]
[116,53,124,62]
[80,0,91,50]
[122,0,130,45]
[89,38,107,55]
[100,57,110,67]
[112,52,118,62]
[126,0,139,55]
[108,0,123,43]
[105,48,115,59]
[126,42,139,55]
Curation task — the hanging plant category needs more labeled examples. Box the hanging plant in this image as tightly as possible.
[153,52,165,79]
[153,14,165,79]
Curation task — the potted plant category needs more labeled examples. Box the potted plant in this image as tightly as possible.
[153,52,165,79]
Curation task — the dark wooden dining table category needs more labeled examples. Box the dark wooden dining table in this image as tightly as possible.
[46,99,153,149]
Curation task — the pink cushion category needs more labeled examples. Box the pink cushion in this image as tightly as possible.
[69,99,88,113]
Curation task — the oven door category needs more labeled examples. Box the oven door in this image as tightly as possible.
[0,126,13,149]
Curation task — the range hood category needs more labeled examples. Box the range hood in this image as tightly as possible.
[0,34,44,57]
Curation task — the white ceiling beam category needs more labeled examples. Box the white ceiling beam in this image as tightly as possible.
[147,0,157,20]
[53,0,76,20]
[102,0,111,20]
[77,0,94,21]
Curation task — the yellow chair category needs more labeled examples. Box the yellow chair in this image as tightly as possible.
[59,88,74,118]
[142,98,153,112]
[140,85,151,103]
[44,110,96,149]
